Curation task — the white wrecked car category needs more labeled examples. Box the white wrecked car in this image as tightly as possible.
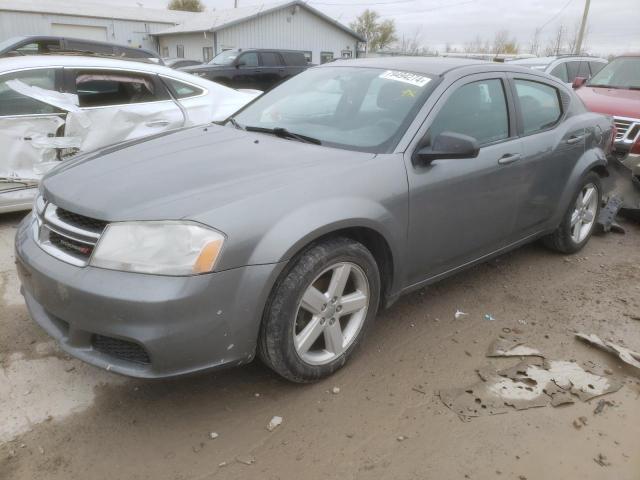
[0,55,260,213]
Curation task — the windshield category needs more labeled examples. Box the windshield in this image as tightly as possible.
[209,50,238,66]
[233,66,437,153]
[588,57,640,89]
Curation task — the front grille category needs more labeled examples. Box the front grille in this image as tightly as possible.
[49,231,95,257]
[56,208,107,234]
[613,116,640,147]
[92,334,151,365]
[34,197,107,267]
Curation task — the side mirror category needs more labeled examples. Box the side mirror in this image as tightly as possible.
[572,76,587,89]
[413,132,480,165]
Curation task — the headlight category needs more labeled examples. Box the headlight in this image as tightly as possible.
[90,221,225,276]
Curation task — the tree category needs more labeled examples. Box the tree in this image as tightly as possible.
[168,0,204,12]
[528,27,542,55]
[350,9,397,53]
[492,29,518,55]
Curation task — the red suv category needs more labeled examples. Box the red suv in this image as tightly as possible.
[574,55,640,175]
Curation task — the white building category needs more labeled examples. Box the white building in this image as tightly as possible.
[0,0,201,52]
[154,1,365,64]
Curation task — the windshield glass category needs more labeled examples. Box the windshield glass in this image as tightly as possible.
[233,66,437,153]
[588,57,640,89]
[209,50,238,65]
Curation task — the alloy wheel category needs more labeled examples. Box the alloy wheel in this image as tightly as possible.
[570,183,598,244]
[293,262,370,366]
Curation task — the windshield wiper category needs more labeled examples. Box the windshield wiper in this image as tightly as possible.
[244,126,322,145]
[226,117,245,130]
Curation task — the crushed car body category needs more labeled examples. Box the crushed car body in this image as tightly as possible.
[0,55,261,213]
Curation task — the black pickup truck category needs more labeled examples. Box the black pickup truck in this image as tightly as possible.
[181,49,308,91]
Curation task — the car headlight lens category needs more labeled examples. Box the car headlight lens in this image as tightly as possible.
[90,221,225,276]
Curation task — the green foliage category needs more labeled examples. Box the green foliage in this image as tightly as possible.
[349,9,398,52]
[168,0,204,12]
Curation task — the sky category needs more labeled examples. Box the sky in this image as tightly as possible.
[128,0,639,55]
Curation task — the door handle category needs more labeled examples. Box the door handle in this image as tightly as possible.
[498,153,522,165]
[566,134,587,144]
[145,120,170,127]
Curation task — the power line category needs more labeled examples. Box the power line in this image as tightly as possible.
[538,0,575,31]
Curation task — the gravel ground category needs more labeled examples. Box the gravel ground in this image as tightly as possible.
[1,211,639,480]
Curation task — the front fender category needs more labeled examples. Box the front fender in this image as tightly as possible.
[246,196,406,291]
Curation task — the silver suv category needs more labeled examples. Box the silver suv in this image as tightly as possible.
[509,55,607,85]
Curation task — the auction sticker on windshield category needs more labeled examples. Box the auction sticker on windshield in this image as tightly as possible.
[379,70,431,87]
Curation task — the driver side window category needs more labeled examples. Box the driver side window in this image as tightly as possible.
[430,79,509,146]
[238,52,259,67]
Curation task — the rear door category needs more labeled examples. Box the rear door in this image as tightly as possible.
[64,67,185,151]
[258,51,285,90]
[404,72,524,284]
[506,73,587,234]
[0,67,66,182]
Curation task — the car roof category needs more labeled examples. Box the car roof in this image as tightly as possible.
[0,35,160,57]
[510,55,607,66]
[0,55,208,84]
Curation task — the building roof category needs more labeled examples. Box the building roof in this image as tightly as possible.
[0,0,199,24]
[152,1,365,42]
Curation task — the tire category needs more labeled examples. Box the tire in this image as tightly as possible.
[258,237,381,383]
[543,171,602,254]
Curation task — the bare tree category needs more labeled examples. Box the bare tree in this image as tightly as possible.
[566,20,590,54]
[400,27,427,55]
[544,23,566,56]
[528,27,542,55]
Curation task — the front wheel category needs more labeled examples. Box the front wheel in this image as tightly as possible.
[258,237,380,383]
[543,172,602,254]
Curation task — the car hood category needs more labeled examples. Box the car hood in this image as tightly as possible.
[576,86,640,119]
[42,125,373,222]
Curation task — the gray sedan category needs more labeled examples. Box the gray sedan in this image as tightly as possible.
[15,57,614,382]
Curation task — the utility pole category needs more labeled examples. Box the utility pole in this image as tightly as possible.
[575,0,591,54]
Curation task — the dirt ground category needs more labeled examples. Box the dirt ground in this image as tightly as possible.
[1,211,639,480]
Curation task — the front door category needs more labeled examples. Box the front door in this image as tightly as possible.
[232,52,261,89]
[64,68,185,151]
[404,73,525,286]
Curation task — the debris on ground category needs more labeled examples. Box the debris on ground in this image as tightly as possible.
[594,453,611,467]
[396,435,407,442]
[455,310,467,319]
[572,416,588,429]
[439,357,622,421]
[209,432,219,439]
[332,387,341,394]
[236,455,256,465]
[594,399,615,415]
[596,196,626,234]
[486,337,544,358]
[267,416,283,432]
[576,333,640,369]
[484,314,496,321]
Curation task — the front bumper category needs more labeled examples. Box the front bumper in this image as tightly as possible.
[15,214,285,378]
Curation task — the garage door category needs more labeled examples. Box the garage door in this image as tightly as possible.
[50,24,108,41]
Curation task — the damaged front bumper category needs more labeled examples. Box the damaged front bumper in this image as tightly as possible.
[15,214,285,378]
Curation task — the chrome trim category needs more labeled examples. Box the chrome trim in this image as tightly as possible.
[613,116,640,150]
[43,205,102,241]
[33,200,105,267]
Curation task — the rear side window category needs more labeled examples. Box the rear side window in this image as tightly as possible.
[577,61,590,79]
[0,68,59,116]
[514,79,562,135]
[75,70,169,107]
[260,52,282,67]
[430,79,509,146]
[550,63,569,82]
[282,51,307,66]
[164,78,204,98]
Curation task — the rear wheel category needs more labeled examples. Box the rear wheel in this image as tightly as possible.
[258,237,380,383]
[543,172,602,254]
